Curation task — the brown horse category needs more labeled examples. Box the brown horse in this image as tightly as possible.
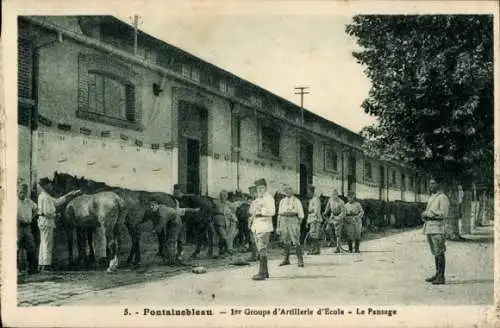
[64,191,127,272]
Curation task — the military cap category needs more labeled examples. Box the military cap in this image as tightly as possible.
[254,178,267,187]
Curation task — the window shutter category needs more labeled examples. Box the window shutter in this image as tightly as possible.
[125,84,136,122]
[78,54,90,113]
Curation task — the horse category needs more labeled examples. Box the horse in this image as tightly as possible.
[110,188,178,266]
[228,192,252,250]
[176,194,216,259]
[64,191,127,272]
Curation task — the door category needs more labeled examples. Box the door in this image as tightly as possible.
[379,165,385,200]
[347,155,356,193]
[299,140,313,197]
[186,138,200,195]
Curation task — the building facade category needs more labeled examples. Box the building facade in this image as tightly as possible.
[18,16,428,201]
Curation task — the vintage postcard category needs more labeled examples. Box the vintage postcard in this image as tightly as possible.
[1,0,498,327]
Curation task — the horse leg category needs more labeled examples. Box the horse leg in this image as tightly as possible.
[126,224,135,265]
[105,227,118,273]
[76,229,86,268]
[206,221,215,258]
[96,222,108,268]
[86,227,96,268]
[66,226,74,267]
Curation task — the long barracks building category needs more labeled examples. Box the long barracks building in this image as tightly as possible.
[17,16,429,202]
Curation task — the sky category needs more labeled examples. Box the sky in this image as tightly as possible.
[121,13,377,133]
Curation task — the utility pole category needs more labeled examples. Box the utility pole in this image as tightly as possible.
[294,86,310,124]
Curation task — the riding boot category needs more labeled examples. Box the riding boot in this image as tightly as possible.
[348,240,353,253]
[432,254,446,285]
[316,239,321,255]
[279,245,291,266]
[425,257,439,282]
[354,239,361,253]
[296,245,304,267]
[252,256,267,281]
[246,240,258,262]
[263,255,269,278]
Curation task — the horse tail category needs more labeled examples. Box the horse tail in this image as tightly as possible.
[114,192,128,226]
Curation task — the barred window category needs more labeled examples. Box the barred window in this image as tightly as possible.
[324,146,338,172]
[88,73,135,122]
[364,161,373,180]
[261,126,280,158]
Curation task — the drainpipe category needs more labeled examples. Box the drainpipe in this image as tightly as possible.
[30,31,63,193]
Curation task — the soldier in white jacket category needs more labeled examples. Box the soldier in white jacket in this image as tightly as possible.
[249,179,275,281]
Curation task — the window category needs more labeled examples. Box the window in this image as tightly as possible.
[324,146,338,172]
[219,78,228,93]
[78,54,142,130]
[88,73,135,122]
[391,170,397,186]
[191,67,200,82]
[182,64,191,78]
[401,173,406,190]
[260,126,280,158]
[364,161,373,180]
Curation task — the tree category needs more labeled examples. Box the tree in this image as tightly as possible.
[346,15,494,240]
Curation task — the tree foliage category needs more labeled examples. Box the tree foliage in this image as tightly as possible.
[346,15,494,190]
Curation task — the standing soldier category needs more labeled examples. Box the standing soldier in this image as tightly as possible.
[344,191,364,253]
[212,190,236,257]
[246,186,258,262]
[323,189,346,253]
[17,183,38,274]
[422,177,450,285]
[306,185,323,255]
[172,184,199,261]
[37,179,81,272]
[277,184,305,267]
[249,179,275,281]
[148,200,184,266]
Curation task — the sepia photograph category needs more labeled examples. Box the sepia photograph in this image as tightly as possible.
[1,1,498,327]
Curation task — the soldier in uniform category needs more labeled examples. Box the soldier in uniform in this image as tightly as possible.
[306,185,323,255]
[17,183,38,274]
[249,179,275,280]
[212,190,237,257]
[323,189,346,253]
[344,191,364,253]
[172,184,200,261]
[148,200,184,266]
[422,178,450,285]
[277,184,305,267]
[246,186,258,262]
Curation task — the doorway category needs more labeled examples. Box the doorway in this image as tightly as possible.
[185,138,200,195]
[177,100,207,195]
[299,140,313,197]
[347,154,356,193]
[379,165,385,200]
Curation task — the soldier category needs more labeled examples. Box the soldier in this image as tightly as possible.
[246,186,258,262]
[277,184,305,267]
[323,189,346,253]
[344,191,364,253]
[17,183,38,274]
[37,179,81,272]
[306,185,323,255]
[422,177,450,285]
[148,200,184,266]
[172,184,199,261]
[212,190,236,257]
[249,179,275,281]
